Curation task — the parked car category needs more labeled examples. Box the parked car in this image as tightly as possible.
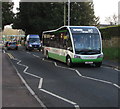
[6,42,18,50]
[5,41,9,47]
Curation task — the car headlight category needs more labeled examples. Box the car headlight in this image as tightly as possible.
[29,44,32,47]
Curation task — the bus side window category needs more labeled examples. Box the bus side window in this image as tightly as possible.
[63,32,72,49]
[59,33,64,49]
[67,38,72,47]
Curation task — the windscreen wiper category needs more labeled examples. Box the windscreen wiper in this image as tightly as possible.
[76,49,100,54]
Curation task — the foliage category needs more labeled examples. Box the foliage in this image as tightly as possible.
[105,14,118,25]
[100,25,120,40]
[13,2,99,36]
[70,2,99,26]
[2,2,14,30]
[103,47,120,62]
[13,2,64,35]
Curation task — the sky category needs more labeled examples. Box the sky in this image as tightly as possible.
[12,0,120,24]
[93,0,119,24]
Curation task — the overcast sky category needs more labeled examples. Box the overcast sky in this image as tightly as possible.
[12,0,120,24]
[93,0,119,24]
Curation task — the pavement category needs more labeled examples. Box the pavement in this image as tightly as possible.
[2,53,41,107]
[103,59,120,69]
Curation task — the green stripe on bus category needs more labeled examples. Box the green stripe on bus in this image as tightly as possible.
[48,52,103,63]
[71,58,103,63]
[48,52,66,63]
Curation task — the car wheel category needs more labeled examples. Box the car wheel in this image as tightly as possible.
[38,48,41,52]
[26,47,28,50]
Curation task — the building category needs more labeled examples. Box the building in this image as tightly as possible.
[2,27,25,43]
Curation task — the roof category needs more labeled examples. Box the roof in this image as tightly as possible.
[43,26,97,33]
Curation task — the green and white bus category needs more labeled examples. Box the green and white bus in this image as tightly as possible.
[42,26,103,67]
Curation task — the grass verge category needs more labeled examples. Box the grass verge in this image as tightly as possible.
[103,47,120,62]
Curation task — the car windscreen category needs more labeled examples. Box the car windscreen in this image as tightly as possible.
[9,42,17,45]
[29,38,40,43]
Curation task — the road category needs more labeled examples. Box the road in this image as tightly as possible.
[3,47,120,108]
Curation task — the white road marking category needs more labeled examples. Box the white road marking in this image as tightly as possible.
[113,84,120,89]
[9,52,119,108]
[44,58,120,89]
[14,58,42,79]
[33,54,40,58]
[16,68,47,108]
[54,62,73,70]
[75,105,81,109]
[26,52,31,54]
[13,57,79,108]
[23,66,29,73]
[6,53,14,59]
[54,62,82,77]
[3,50,6,53]
[102,66,120,72]
[9,57,47,108]
[81,75,113,84]
[75,69,82,77]
[40,89,79,108]
[38,78,43,89]
[114,68,120,72]
[42,58,53,63]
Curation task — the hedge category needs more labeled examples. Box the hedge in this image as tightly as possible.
[99,25,120,40]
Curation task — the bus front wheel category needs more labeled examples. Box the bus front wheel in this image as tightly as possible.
[95,62,102,67]
[66,56,72,67]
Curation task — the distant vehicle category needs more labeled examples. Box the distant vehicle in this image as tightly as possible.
[25,34,41,51]
[5,41,9,47]
[6,42,18,50]
[42,26,103,67]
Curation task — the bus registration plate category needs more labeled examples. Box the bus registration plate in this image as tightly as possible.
[85,62,93,64]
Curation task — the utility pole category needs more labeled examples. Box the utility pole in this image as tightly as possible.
[64,2,66,26]
[68,0,70,26]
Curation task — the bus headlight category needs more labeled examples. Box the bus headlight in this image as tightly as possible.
[74,55,81,58]
[97,54,104,58]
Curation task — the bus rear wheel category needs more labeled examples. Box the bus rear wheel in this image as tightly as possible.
[46,51,49,59]
[66,56,72,67]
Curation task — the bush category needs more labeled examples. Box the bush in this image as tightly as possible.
[103,47,120,62]
[99,25,120,40]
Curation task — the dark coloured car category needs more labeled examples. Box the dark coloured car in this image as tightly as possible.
[6,42,18,50]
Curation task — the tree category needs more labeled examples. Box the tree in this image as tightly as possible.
[105,14,118,25]
[2,2,14,30]
[112,14,118,25]
[70,2,99,26]
[13,2,99,36]
[13,2,64,35]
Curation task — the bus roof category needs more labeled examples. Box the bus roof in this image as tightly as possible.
[42,26,98,34]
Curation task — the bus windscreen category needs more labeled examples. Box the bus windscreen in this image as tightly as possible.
[72,33,101,55]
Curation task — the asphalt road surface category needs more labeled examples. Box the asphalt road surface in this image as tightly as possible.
[3,47,120,109]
